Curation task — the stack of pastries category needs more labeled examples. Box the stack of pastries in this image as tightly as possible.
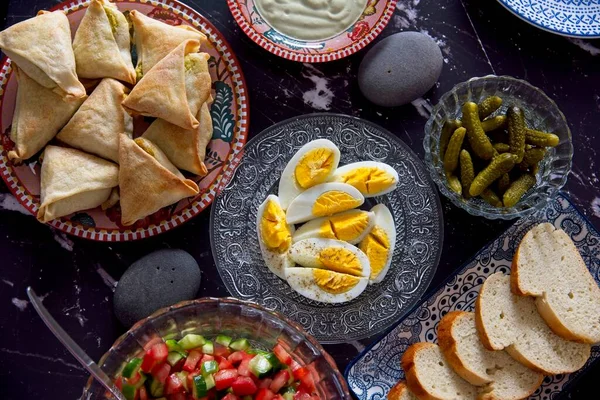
[0,0,214,226]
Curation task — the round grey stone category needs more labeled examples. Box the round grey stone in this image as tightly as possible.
[358,31,443,107]
[114,249,201,328]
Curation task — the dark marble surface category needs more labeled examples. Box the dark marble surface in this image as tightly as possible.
[1,1,599,399]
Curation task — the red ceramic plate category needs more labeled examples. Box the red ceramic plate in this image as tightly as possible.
[0,0,249,241]
[227,0,398,62]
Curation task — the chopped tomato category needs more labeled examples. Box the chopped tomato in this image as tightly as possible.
[290,359,302,373]
[143,337,164,350]
[237,358,251,377]
[141,342,168,372]
[114,376,123,390]
[299,372,316,393]
[292,366,309,381]
[214,343,231,358]
[228,351,251,365]
[273,344,292,366]
[231,376,258,396]
[183,350,202,372]
[270,370,290,393]
[128,371,143,385]
[255,388,275,400]
[200,354,215,365]
[259,378,273,389]
[214,369,239,391]
[167,393,187,400]
[273,396,285,400]
[171,357,185,373]
[165,373,184,395]
[139,386,148,400]
[151,362,172,384]
[218,357,234,370]
[293,392,313,400]
[186,369,200,392]
[221,394,240,400]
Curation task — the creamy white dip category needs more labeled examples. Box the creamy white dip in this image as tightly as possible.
[255,0,369,41]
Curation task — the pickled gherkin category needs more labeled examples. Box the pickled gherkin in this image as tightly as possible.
[446,173,462,195]
[443,127,466,173]
[480,188,503,207]
[463,102,494,160]
[469,153,518,197]
[503,174,536,207]
[493,143,511,153]
[519,147,546,169]
[460,150,475,198]
[439,119,462,158]
[525,129,560,147]
[507,107,526,163]
[497,173,511,194]
[481,115,507,132]
[478,96,503,119]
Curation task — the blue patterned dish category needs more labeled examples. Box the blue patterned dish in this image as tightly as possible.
[345,194,600,400]
[498,0,600,38]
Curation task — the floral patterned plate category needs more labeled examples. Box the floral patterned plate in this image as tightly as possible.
[0,0,249,241]
[345,194,600,400]
[227,0,398,62]
[210,113,443,343]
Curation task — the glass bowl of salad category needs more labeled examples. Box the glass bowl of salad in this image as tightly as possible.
[81,297,350,400]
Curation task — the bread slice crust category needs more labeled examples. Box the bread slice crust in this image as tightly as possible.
[511,223,600,344]
[388,381,418,400]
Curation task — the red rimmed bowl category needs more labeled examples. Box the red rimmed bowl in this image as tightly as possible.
[81,297,350,399]
[227,0,398,63]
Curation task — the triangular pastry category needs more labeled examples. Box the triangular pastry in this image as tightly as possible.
[0,10,86,100]
[8,66,86,163]
[141,97,213,176]
[73,0,136,84]
[122,41,211,130]
[56,78,132,163]
[118,135,199,226]
[37,145,119,222]
[129,10,207,78]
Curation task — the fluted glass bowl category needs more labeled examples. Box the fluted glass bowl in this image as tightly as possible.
[81,297,350,399]
[424,75,573,219]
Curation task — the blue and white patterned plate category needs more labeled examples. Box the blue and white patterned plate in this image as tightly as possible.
[345,194,600,400]
[498,0,600,38]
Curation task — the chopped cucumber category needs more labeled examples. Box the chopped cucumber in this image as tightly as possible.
[121,383,137,400]
[167,351,186,367]
[248,354,273,378]
[132,372,147,389]
[162,333,179,340]
[282,393,294,400]
[121,357,142,379]
[193,374,209,398]
[165,339,186,353]
[147,376,165,397]
[175,371,189,392]
[263,352,281,372]
[205,373,216,390]
[229,338,250,351]
[202,340,214,355]
[215,334,232,347]
[177,334,205,350]
[201,360,219,375]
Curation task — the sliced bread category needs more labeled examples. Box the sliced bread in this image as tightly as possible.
[512,222,600,344]
[388,381,418,400]
[475,272,590,375]
[402,342,478,400]
[438,310,543,400]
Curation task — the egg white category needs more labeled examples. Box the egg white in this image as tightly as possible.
[364,204,396,284]
[278,139,341,210]
[292,209,376,245]
[256,195,295,279]
[289,238,371,278]
[285,182,364,225]
[329,161,399,197]
[284,267,369,304]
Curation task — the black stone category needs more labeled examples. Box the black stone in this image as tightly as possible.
[114,249,201,327]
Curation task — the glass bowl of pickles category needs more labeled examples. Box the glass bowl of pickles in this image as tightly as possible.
[424,75,573,219]
[81,297,350,400]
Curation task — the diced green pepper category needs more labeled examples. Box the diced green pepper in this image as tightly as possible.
[122,358,142,379]
[178,334,205,350]
[121,384,137,400]
[202,340,214,355]
[215,334,232,347]
[249,354,273,378]
[230,338,250,351]
[201,360,219,376]
[167,351,186,367]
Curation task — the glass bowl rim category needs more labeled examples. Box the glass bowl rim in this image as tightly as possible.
[423,74,573,220]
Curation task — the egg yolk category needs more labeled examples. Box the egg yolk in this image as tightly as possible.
[294,148,335,189]
[318,212,370,242]
[260,199,292,253]
[318,247,363,276]
[339,167,396,195]
[359,226,390,280]
[313,269,360,294]
[312,191,362,217]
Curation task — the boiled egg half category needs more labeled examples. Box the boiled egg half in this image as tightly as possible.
[256,195,295,279]
[359,204,396,283]
[278,139,341,210]
[286,182,364,225]
[329,161,399,197]
[285,238,370,303]
[292,209,376,245]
